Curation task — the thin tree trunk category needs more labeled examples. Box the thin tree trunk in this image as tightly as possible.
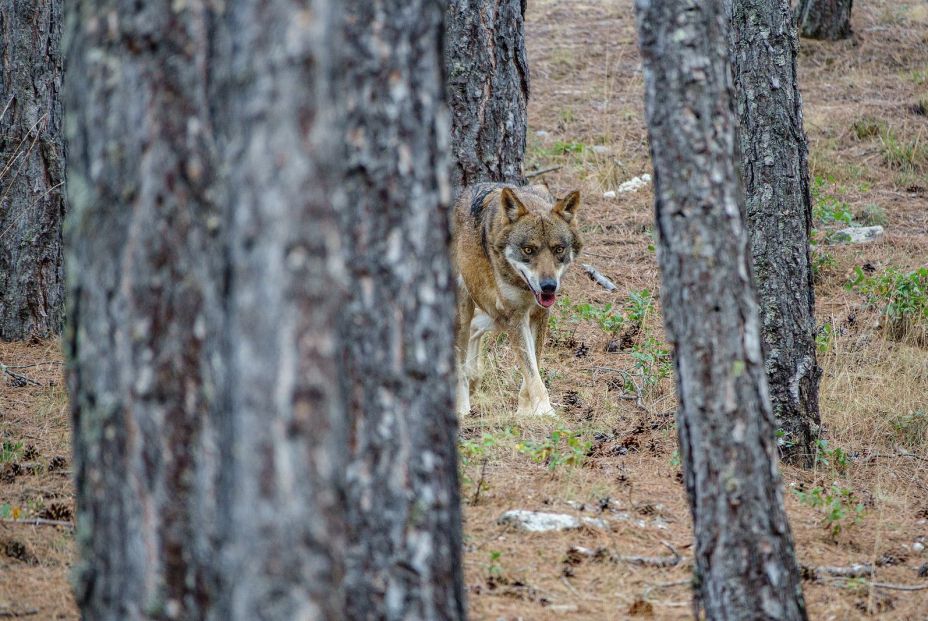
[66,1,462,619]
[727,0,821,466]
[0,0,65,340]
[795,0,853,40]
[445,0,529,189]
[341,2,465,618]
[635,0,808,618]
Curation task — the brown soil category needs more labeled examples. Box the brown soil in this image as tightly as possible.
[2,1,927,618]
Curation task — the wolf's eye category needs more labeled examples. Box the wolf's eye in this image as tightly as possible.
[522,246,534,255]
[553,245,565,255]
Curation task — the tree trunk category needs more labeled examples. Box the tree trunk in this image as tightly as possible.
[0,0,65,340]
[65,1,232,617]
[795,0,853,40]
[445,0,529,189]
[635,1,808,619]
[727,0,821,466]
[65,1,462,619]
[340,2,465,618]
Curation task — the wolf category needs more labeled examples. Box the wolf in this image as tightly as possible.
[452,183,583,417]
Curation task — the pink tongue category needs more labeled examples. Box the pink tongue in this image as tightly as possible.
[538,292,557,308]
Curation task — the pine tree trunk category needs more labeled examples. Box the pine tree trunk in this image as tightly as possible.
[0,0,65,340]
[64,2,230,617]
[340,2,465,617]
[795,0,853,40]
[445,0,529,189]
[635,1,808,618]
[65,1,462,619]
[728,0,821,466]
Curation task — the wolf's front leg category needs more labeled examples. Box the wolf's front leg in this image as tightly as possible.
[455,295,476,416]
[510,318,554,417]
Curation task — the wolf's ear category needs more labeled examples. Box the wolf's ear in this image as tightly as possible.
[500,187,528,223]
[553,190,581,222]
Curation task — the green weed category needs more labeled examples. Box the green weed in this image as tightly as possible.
[793,483,865,538]
[849,266,928,343]
[516,428,591,471]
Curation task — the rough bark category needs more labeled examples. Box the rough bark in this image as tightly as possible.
[445,0,529,189]
[635,0,808,618]
[64,2,225,618]
[727,0,821,466]
[66,1,462,620]
[795,0,853,40]
[341,2,465,618]
[0,0,65,340]
[214,1,349,617]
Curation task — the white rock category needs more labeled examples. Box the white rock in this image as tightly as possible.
[497,509,607,532]
[591,145,610,154]
[603,190,617,199]
[616,173,652,194]
[913,541,925,553]
[829,225,885,244]
[535,130,550,138]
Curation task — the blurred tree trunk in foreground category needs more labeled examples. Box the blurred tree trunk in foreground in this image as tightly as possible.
[340,1,464,618]
[635,0,808,618]
[795,0,853,40]
[65,1,462,619]
[0,0,65,340]
[445,0,530,188]
[727,0,821,466]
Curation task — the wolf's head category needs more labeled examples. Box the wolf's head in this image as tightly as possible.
[493,187,583,309]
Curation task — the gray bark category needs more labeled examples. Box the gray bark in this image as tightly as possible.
[0,0,65,340]
[66,1,462,619]
[341,2,465,617]
[727,0,821,465]
[635,0,808,618]
[65,2,225,618]
[445,0,529,189]
[795,0,853,40]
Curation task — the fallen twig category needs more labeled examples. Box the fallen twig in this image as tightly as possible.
[525,165,562,179]
[568,541,685,568]
[801,563,874,580]
[0,363,42,387]
[0,518,73,530]
[581,263,618,292]
[470,457,489,506]
[870,581,928,592]
[0,608,38,618]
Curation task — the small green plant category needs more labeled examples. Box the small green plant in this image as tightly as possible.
[811,177,854,226]
[849,266,928,343]
[516,428,591,471]
[0,439,23,464]
[630,337,672,390]
[625,289,654,324]
[816,322,835,354]
[549,140,585,156]
[487,550,504,577]
[814,439,850,473]
[793,483,864,537]
[669,449,681,468]
[811,249,837,283]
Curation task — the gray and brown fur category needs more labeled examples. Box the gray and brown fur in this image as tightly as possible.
[451,183,582,416]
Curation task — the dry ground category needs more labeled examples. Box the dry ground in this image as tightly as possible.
[2,1,927,619]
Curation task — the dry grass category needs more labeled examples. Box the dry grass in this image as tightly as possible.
[2,0,928,618]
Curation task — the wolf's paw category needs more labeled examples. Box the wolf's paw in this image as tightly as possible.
[516,400,556,417]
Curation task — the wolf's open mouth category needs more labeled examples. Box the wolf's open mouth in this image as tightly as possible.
[535,292,557,308]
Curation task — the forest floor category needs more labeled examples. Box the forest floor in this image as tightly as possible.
[2,0,927,619]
